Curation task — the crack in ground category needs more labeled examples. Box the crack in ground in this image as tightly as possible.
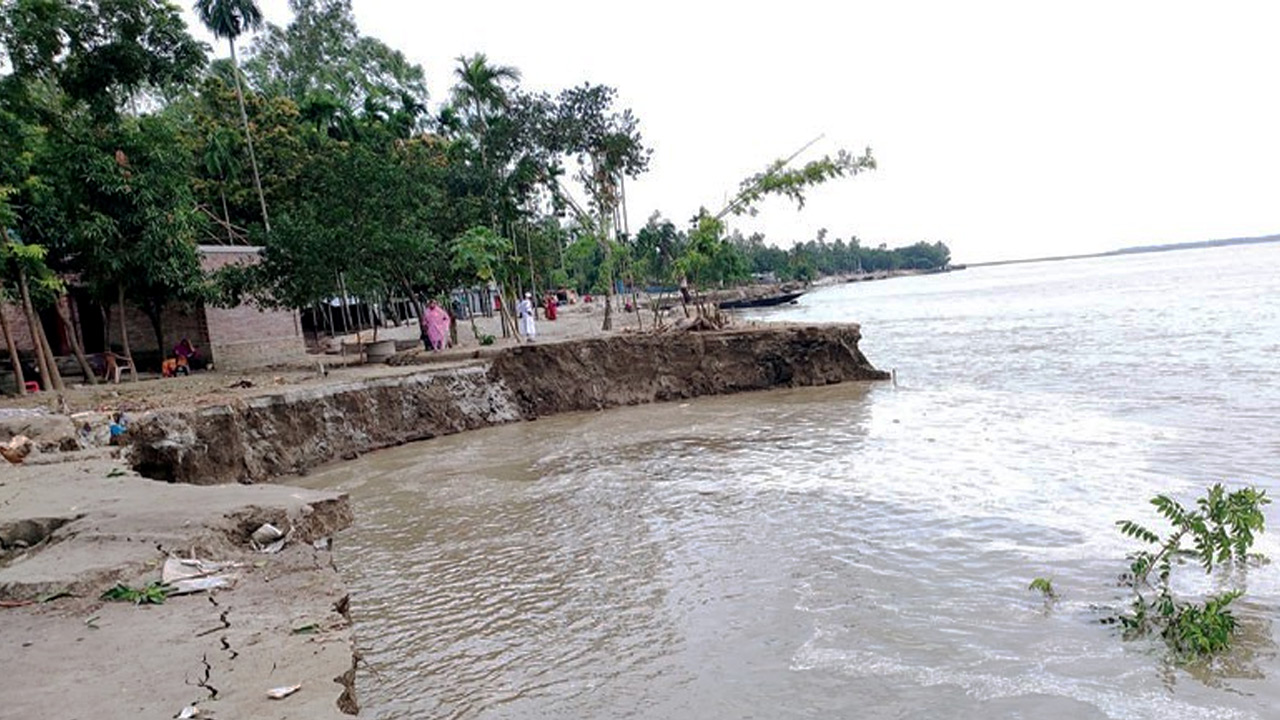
[186,653,218,700]
[220,635,238,661]
[195,609,230,638]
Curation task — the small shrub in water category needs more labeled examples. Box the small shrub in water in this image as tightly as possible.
[1028,577,1057,599]
[1115,484,1268,658]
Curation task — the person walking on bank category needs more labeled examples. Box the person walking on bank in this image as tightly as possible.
[422,299,451,351]
[516,292,537,342]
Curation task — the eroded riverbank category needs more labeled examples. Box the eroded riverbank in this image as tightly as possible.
[0,323,887,719]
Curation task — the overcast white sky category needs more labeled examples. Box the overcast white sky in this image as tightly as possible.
[182,0,1280,263]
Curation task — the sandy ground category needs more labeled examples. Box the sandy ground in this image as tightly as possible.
[0,456,358,719]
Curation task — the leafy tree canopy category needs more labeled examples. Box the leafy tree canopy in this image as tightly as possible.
[245,0,428,135]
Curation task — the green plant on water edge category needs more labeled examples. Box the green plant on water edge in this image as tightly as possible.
[100,581,171,605]
[1028,577,1057,599]
[1113,483,1269,658]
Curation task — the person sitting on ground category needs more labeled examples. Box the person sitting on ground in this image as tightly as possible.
[174,338,202,370]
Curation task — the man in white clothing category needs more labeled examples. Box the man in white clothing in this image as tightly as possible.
[516,292,537,341]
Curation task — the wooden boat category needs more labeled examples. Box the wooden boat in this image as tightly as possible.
[717,290,805,309]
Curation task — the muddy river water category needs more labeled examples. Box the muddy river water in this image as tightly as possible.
[303,242,1280,719]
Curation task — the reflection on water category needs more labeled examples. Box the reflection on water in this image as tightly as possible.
[303,243,1280,719]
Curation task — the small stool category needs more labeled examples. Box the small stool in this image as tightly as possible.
[23,381,39,393]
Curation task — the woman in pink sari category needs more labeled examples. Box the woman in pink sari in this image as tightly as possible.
[421,299,451,351]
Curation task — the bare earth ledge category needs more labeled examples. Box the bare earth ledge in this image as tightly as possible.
[0,323,885,719]
[129,324,888,486]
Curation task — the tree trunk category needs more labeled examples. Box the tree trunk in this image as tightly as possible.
[230,40,271,234]
[116,284,136,381]
[336,273,354,336]
[0,299,26,395]
[17,266,60,391]
[33,313,63,392]
[219,184,235,244]
[55,300,97,384]
[144,298,165,365]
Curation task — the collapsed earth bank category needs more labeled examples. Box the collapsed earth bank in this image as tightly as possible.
[0,324,885,719]
[129,324,889,485]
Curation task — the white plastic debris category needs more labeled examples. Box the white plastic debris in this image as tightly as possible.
[175,705,200,719]
[251,523,284,545]
[161,557,241,595]
[266,684,302,700]
[169,575,234,595]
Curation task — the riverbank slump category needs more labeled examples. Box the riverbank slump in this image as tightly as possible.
[129,324,887,485]
[0,324,884,718]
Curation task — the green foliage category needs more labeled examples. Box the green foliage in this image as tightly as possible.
[194,0,263,42]
[729,232,952,279]
[478,334,495,346]
[244,0,428,133]
[451,225,513,286]
[723,148,876,218]
[0,0,206,121]
[100,581,171,605]
[1028,577,1057,599]
[1116,484,1269,658]
[674,212,748,290]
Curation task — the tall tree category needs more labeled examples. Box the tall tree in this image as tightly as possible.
[245,0,428,134]
[549,83,651,330]
[193,0,271,232]
[2,0,207,368]
[451,52,521,134]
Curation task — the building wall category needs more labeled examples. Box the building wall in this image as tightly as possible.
[3,247,305,374]
[1,303,34,351]
[201,247,305,370]
[104,301,207,360]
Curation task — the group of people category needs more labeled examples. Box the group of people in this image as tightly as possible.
[422,292,558,350]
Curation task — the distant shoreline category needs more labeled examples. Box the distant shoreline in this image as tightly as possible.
[963,233,1280,268]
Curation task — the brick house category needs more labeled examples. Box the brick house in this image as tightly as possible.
[2,246,304,386]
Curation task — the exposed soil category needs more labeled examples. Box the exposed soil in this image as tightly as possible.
[124,323,887,486]
[0,319,888,719]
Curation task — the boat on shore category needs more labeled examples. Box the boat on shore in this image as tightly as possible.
[718,290,806,309]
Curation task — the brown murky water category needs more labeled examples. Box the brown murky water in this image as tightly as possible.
[303,243,1280,719]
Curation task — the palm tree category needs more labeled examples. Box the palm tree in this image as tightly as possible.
[194,0,271,233]
[450,53,521,133]
[451,54,525,338]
